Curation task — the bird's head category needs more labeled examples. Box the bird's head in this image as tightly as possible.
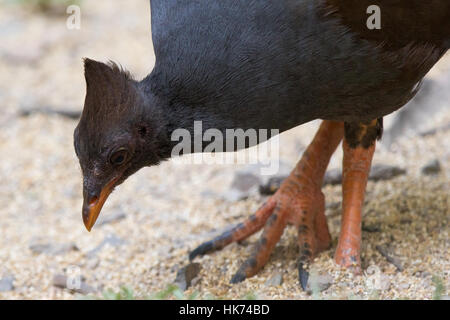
[74,58,169,231]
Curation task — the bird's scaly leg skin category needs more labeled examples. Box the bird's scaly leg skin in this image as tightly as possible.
[335,120,380,273]
[189,199,277,260]
[190,121,344,286]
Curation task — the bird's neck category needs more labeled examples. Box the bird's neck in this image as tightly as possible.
[140,75,234,157]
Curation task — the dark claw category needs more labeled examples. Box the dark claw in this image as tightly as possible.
[298,263,309,291]
[189,241,214,261]
[230,272,246,284]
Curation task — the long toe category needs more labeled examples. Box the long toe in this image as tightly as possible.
[230,203,289,283]
[189,199,276,260]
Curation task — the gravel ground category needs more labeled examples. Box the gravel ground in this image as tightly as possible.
[0,1,448,300]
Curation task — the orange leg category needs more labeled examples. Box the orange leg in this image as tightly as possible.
[190,121,344,286]
[335,126,377,273]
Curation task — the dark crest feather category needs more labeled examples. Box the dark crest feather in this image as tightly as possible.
[83,58,134,84]
[80,58,140,137]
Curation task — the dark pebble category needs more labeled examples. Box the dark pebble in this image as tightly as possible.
[421,159,441,175]
[174,263,202,291]
[29,242,78,256]
[369,164,406,181]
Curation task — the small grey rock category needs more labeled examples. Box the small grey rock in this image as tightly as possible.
[52,274,70,288]
[0,276,15,292]
[222,189,249,202]
[421,159,441,175]
[324,165,406,185]
[306,273,333,294]
[323,169,342,185]
[420,123,450,137]
[174,263,202,291]
[264,272,283,287]
[236,162,292,197]
[259,163,406,196]
[19,107,81,119]
[231,172,261,192]
[362,223,381,233]
[369,164,406,181]
[326,201,341,210]
[223,171,261,201]
[28,243,49,254]
[259,168,343,195]
[29,242,78,256]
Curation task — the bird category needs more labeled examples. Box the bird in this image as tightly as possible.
[74,0,449,288]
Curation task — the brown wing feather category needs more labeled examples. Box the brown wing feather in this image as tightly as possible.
[324,0,450,49]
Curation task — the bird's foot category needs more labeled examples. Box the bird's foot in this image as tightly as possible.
[190,175,331,289]
[334,248,362,275]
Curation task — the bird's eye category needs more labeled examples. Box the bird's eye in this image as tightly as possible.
[110,148,129,166]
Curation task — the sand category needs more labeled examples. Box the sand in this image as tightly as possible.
[0,0,448,300]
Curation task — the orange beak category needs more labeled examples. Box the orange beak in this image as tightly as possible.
[82,178,118,232]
